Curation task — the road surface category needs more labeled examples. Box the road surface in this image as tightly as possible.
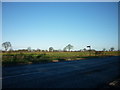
[2,56,120,88]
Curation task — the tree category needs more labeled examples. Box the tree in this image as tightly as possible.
[37,48,41,52]
[63,47,67,51]
[27,47,31,51]
[58,49,62,52]
[9,47,13,51]
[66,44,73,51]
[83,48,86,51]
[49,47,54,52]
[2,42,12,51]
[102,48,106,51]
[110,47,114,51]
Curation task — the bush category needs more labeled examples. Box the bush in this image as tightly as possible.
[57,58,66,62]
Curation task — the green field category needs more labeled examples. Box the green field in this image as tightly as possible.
[2,51,120,66]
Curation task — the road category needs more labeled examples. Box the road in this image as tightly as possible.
[2,56,120,88]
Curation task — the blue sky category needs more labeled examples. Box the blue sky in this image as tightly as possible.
[2,2,118,51]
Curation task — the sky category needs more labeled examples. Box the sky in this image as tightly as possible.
[2,2,118,51]
[2,0,120,2]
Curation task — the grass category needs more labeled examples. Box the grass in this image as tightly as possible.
[2,51,120,66]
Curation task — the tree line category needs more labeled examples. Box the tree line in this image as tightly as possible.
[1,41,116,52]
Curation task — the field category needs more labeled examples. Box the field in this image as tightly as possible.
[2,51,120,66]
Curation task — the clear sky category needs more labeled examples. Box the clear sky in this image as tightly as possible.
[2,2,118,51]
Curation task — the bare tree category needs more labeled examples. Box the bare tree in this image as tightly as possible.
[2,42,12,51]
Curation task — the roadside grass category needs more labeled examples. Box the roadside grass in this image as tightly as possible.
[2,51,120,66]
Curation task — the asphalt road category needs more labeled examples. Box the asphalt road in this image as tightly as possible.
[2,56,120,88]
